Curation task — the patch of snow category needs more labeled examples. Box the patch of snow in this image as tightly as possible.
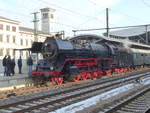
[50,77,150,113]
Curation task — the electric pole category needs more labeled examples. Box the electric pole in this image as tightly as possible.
[62,30,65,39]
[32,12,39,42]
[145,25,148,44]
[32,12,39,64]
[73,30,76,36]
[106,8,109,37]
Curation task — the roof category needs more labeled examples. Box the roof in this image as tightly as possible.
[19,27,50,35]
[40,7,56,12]
[0,16,20,23]
[19,27,34,33]
[108,26,150,37]
[99,36,150,49]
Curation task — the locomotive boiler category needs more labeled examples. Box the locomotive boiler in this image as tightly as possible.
[40,37,109,71]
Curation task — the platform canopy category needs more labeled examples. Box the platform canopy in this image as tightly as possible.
[106,26,150,37]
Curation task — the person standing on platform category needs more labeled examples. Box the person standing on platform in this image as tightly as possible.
[6,55,11,76]
[2,55,7,76]
[18,56,22,74]
[27,55,33,73]
[11,58,16,76]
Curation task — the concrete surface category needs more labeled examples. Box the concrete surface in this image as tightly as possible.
[0,73,33,91]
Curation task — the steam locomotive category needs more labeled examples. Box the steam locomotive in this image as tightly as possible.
[31,34,150,85]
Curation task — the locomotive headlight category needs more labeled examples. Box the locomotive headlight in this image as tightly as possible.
[44,43,48,46]
[50,66,54,70]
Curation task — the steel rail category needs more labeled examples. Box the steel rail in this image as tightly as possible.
[0,70,150,113]
[105,86,150,113]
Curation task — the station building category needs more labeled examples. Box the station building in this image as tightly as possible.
[0,7,55,73]
[0,17,49,60]
[0,8,56,59]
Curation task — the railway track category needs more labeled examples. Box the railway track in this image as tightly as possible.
[0,71,150,113]
[104,86,150,113]
[0,68,147,100]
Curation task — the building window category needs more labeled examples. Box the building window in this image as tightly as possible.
[31,40,33,45]
[13,50,15,56]
[12,26,16,32]
[7,35,10,43]
[0,34,3,42]
[20,39,23,45]
[26,39,28,46]
[26,51,28,58]
[13,36,16,43]
[0,24,3,30]
[6,25,10,31]
[43,13,48,19]
[6,48,10,55]
[21,51,23,56]
[51,14,54,19]
[0,48,3,56]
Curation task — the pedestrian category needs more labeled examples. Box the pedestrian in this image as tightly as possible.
[11,58,15,75]
[18,56,22,74]
[6,55,11,76]
[2,55,7,76]
[27,55,33,73]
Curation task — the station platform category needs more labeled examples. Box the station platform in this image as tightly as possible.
[0,73,33,91]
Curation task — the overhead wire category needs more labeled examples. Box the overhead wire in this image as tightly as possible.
[36,0,105,20]
[29,0,121,32]
[87,0,97,6]
[0,1,79,30]
[111,9,150,24]
[51,21,78,29]
[0,8,31,18]
[34,0,109,31]
[76,9,106,28]
[72,24,150,32]
[141,0,150,8]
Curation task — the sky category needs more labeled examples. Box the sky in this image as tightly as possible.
[0,0,150,37]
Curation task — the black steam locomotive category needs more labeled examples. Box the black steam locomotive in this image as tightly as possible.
[31,34,150,84]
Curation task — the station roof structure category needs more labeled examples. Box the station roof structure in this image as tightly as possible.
[102,36,150,49]
[107,26,150,37]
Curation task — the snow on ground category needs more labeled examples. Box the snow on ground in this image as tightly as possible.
[50,77,150,113]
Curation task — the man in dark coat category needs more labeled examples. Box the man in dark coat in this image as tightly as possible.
[2,55,7,76]
[11,58,15,75]
[18,56,22,74]
[27,55,33,73]
[6,55,11,76]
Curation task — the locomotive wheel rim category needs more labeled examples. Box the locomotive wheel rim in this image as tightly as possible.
[90,73,94,80]
[51,78,56,85]
[81,73,87,80]
[93,72,99,77]
[57,77,63,85]
[86,73,91,79]
[73,75,80,82]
